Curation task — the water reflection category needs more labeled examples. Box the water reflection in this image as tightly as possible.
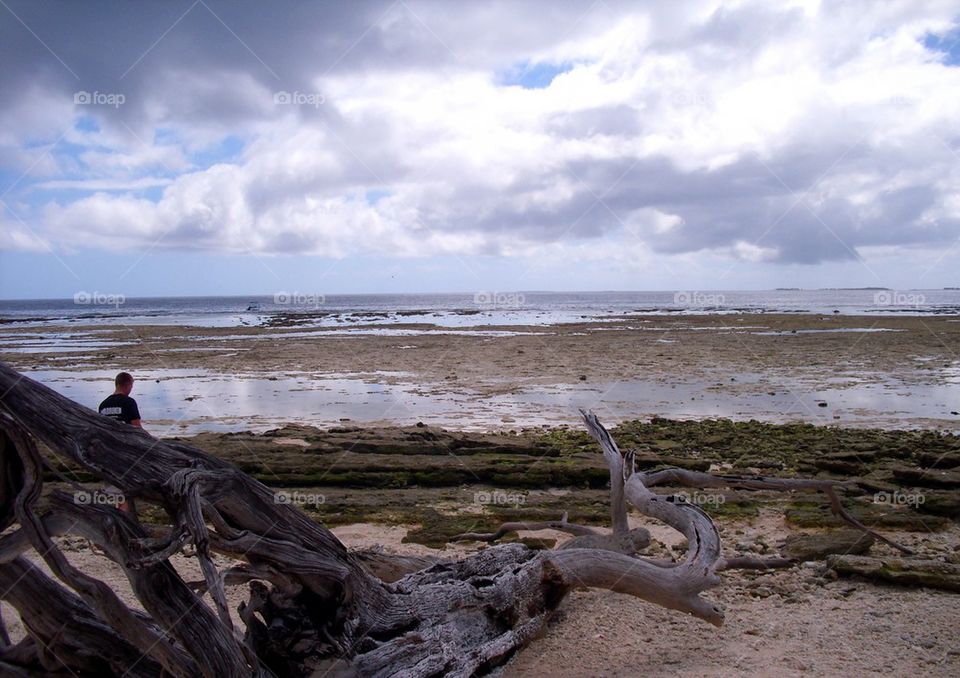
[24,366,960,436]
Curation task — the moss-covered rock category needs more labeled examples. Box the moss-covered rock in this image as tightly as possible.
[781,529,874,561]
[827,555,960,592]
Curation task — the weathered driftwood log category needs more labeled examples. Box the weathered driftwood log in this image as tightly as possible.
[454,514,652,554]
[453,511,599,542]
[452,454,656,555]
[0,362,897,676]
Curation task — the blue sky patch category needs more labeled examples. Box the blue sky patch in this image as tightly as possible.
[923,24,960,65]
[190,134,245,169]
[74,115,100,133]
[499,60,573,89]
[365,189,392,205]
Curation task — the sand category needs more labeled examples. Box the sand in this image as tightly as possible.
[3,519,958,677]
[5,314,955,393]
[1,312,958,675]
[2,313,958,433]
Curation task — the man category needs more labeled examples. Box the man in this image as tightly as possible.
[99,372,144,429]
[98,372,144,515]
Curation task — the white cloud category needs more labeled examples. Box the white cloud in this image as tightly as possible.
[1,0,958,279]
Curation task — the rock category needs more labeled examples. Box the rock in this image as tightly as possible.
[813,456,864,474]
[827,555,960,592]
[916,490,960,518]
[652,439,682,451]
[891,466,960,489]
[853,474,900,495]
[781,529,875,561]
[562,528,651,555]
[915,451,960,468]
[631,451,710,471]
[785,503,950,531]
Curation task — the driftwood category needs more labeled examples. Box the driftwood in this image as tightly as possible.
[0,362,899,676]
[456,410,908,558]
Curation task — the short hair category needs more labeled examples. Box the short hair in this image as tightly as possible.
[115,372,134,388]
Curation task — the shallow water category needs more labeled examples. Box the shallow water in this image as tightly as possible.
[184,328,554,341]
[23,366,960,436]
[3,289,960,329]
[487,374,960,430]
[0,340,137,353]
[0,327,553,358]
[0,330,136,354]
[750,328,903,335]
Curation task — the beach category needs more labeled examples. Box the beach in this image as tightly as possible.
[5,3,960,673]
[1,306,959,676]
[4,518,959,676]
[1,310,958,434]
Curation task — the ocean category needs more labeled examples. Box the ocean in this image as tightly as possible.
[1,289,958,328]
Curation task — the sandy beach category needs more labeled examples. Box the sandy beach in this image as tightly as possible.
[5,3,960,674]
[1,311,959,676]
[3,518,958,677]
[1,312,958,434]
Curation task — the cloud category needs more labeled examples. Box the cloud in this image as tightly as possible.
[1,0,958,274]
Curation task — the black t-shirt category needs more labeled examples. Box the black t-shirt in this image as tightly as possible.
[98,394,141,424]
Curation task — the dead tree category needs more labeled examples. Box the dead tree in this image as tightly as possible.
[0,363,893,676]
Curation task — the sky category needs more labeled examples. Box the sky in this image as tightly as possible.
[0,0,959,299]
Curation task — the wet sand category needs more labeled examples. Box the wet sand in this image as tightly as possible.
[1,313,958,434]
